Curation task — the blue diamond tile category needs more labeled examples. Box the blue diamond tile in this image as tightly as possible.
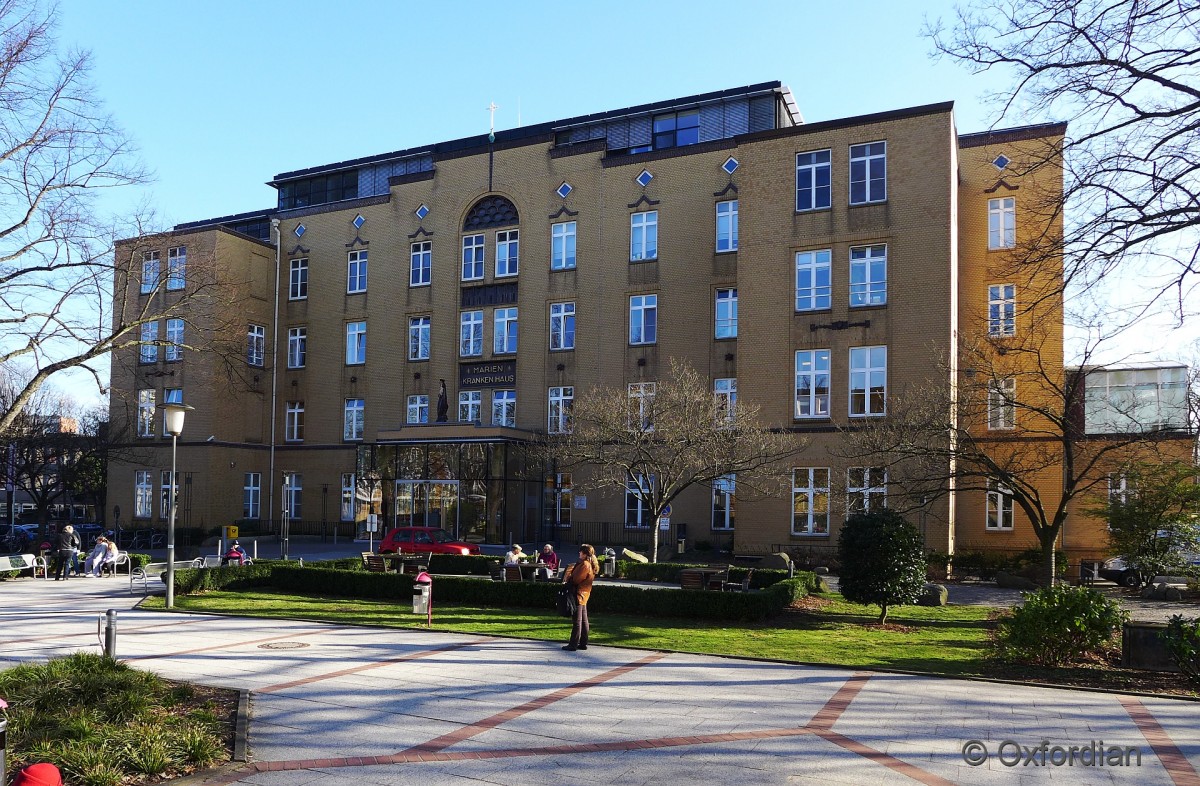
[722,156,740,174]
[992,154,1011,171]
[294,224,306,238]
[556,182,573,199]
[636,169,653,187]
[415,204,429,220]
[353,214,365,229]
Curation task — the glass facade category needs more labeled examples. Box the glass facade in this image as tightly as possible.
[355,441,543,545]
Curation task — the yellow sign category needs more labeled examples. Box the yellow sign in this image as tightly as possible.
[224,525,239,539]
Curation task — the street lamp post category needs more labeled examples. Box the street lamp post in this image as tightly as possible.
[158,402,193,610]
[281,471,294,561]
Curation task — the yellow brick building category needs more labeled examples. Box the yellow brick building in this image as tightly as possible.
[109,80,1137,562]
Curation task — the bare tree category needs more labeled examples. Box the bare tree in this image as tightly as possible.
[930,0,1200,323]
[840,327,1191,585]
[0,1,238,434]
[543,359,807,563]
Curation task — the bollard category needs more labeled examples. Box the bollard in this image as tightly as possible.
[253,540,258,561]
[298,558,304,567]
[104,609,118,658]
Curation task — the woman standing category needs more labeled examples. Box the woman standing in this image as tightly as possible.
[562,543,598,651]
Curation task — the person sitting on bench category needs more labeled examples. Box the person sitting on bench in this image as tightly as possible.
[222,540,250,566]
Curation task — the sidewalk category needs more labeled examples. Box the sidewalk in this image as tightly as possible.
[1,576,1196,785]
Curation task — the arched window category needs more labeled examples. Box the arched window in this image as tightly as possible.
[463,195,519,231]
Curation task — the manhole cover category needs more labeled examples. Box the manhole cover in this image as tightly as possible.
[258,642,310,650]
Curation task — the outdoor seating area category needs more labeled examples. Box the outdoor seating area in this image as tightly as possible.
[362,552,428,575]
[679,566,754,592]
[489,560,561,582]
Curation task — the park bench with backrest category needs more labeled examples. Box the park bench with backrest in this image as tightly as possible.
[362,552,389,573]
[99,550,131,577]
[130,558,202,595]
[1,553,47,579]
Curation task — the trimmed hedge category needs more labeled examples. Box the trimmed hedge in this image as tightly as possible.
[174,561,280,593]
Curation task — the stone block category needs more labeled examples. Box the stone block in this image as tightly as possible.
[916,583,948,606]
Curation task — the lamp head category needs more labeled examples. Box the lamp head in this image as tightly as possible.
[157,402,194,436]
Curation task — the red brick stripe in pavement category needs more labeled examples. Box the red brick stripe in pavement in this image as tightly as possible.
[807,671,871,730]
[256,638,491,693]
[1120,696,1200,786]
[397,651,668,755]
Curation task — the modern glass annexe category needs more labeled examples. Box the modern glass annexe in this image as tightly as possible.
[355,439,546,545]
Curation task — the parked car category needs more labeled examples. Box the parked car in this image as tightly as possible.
[1100,552,1200,586]
[378,527,480,556]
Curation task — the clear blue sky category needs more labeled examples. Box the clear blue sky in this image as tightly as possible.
[58,0,1010,227]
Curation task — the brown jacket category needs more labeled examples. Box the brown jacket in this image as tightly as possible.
[565,557,596,605]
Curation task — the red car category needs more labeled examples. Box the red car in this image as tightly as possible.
[378,527,480,556]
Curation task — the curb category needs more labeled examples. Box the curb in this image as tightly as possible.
[160,688,252,785]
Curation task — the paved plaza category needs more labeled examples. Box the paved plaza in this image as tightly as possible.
[1,574,1197,785]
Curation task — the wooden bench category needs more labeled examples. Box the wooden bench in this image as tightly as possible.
[130,559,202,595]
[362,553,390,573]
[724,568,754,593]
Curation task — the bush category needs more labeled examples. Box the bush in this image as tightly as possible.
[838,511,926,623]
[996,584,1127,667]
[1163,614,1200,690]
[173,562,279,594]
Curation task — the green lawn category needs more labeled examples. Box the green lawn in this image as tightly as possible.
[144,589,996,675]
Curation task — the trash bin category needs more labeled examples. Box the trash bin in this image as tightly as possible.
[412,584,430,614]
[677,538,686,555]
[603,548,617,577]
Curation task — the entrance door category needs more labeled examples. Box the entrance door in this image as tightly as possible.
[395,480,460,538]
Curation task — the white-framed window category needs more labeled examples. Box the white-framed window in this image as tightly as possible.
[630,211,658,261]
[243,473,261,520]
[287,327,306,369]
[987,378,1016,430]
[283,472,302,520]
[134,470,153,518]
[159,470,178,519]
[409,316,430,360]
[139,321,158,364]
[462,234,485,281]
[140,251,160,295]
[628,382,656,431]
[407,395,429,424]
[849,244,887,307]
[988,197,1016,250]
[458,390,482,422]
[285,401,304,442]
[161,388,183,434]
[715,288,737,339]
[986,479,1014,530]
[344,398,365,440]
[847,467,887,514]
[289,258,308,300]
[629,294,657,345]
[494,307,518,354]
[625,474,654,528]
[715,378,737,423]
[345,321,366,365]
[849,141,887,205]
[988,284,1016,337]
[496,229,519,277]
[796,250,832,311]
[549,302,575,350]
[166,246,186,290]
[849,346,887,417]
[165,319,184,362]
[247,324,265,367]
[712,474,735,530]
[795,350,831,418]
[792,468,830,535]
[137,389,155,438]
[459,310,483,357]
[340,473,355,521]
[716,200,738,252]
[492,389,516,427]
[551,221,576,270]
[796,150,832,211]
[1108,473,1132,505]
[410,241,431,287]
[548,386,573,434]
[347,249,368,294]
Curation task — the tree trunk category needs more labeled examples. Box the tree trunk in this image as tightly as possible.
[879,604,889,625]
[1040,538,1057,587]
[649,518,660,564]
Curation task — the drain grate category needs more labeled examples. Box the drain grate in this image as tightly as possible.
[258,642,310,650]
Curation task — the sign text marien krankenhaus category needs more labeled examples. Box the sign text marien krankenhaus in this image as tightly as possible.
[459,360,516,388]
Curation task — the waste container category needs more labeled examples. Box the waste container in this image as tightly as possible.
[677,538,686,555]
[412,584,430,614]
